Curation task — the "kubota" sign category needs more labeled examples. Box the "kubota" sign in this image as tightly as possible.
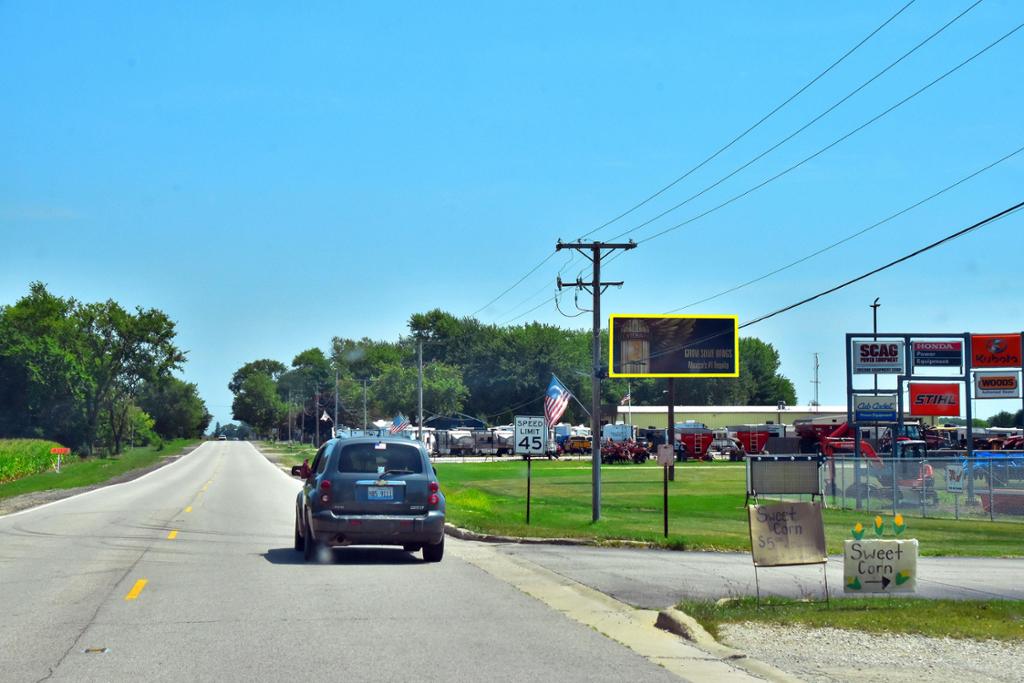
[909,382,960,417]
[970,334,1022,369]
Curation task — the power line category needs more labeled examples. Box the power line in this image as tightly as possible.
[575,0,918,240]
[467,2,917,318]
[668,143,1024,312]
[615,21,1023,253]
[470,251,557,317]
[606,0,983,243]
[739,201,1024,329]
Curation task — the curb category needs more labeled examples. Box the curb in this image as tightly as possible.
[655,608,803,683]
[443,523,658,548]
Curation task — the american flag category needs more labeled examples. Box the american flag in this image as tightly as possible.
[544,375,572,428]
[619,392,631,406]
[388,414,411,433]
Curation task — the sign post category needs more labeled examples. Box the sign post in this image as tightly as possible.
[515,416,548,525]
[657,444,673,538]
[50,447,70,473]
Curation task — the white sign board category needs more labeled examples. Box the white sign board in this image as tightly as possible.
[656,444,674,466]
[843,539,918,593]
[946,465,965,493]
[514,415,548,455]
[974,371,1021,399]
[852,340,905,375]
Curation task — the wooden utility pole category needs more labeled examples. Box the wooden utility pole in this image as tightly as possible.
[555,239,636,521]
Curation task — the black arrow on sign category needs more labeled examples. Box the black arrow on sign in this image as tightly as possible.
[881,576,891,590]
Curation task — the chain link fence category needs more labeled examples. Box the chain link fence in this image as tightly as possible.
[823,451,1024,522]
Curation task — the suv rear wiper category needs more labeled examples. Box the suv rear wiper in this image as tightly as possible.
[379,468,414,476]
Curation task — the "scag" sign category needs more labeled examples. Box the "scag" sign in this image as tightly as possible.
[852,340,905,375]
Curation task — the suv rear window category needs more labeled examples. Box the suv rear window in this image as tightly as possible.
[336,443,424,474]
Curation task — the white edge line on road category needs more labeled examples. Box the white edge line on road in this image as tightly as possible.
[0,441,212,521]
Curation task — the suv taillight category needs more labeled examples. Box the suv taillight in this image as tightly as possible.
[319,479,331,504]
[428,481,440,507]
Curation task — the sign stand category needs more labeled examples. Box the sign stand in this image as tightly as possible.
[526,456,532,525]
[514,416,548,526]
[748,501,829,607]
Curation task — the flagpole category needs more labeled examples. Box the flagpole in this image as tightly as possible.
[552,373,591,418]
[627,381,632,430]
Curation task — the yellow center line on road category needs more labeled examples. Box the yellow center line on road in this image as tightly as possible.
[124,579,148,601]
[184,506,192,513]
[167,530,178,540]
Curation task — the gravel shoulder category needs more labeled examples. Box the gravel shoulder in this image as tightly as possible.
[720,622,1024,683]
[0,443,200,517]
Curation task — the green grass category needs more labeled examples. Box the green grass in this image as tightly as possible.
[0,439,195,501]
[0,439,66,483]
[435,460,1024,556]
[680,596,1024,641]
[255,441,316,469]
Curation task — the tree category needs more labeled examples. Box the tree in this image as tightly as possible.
[0,282,91,446]
[987,410,1022,428]
[139,377,212,440]
[228,359,287,394]
[372,362,468,418]
[231,373,285,437]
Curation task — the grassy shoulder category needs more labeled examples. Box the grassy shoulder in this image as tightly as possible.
[255,441,316,470]
[680,596,1024,641]
[435,460,1024,557]
[0,438,196,501]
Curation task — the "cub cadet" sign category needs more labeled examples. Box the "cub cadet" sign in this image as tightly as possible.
[852,341,905,375]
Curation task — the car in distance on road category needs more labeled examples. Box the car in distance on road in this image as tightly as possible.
[291,436,446,563]
[217,434,227,441]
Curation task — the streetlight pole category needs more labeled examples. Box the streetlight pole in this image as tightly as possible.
[417,338,424,444]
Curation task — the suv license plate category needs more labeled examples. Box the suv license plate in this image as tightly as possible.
[367,486,394,501]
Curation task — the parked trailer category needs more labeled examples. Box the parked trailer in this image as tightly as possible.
[435,428,475,455]
[726,424,772,456]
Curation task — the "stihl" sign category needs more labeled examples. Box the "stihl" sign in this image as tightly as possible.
[909,382,960,416]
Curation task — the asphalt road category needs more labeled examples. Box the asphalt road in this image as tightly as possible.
[497,543,1024,609]
[0,442,684,682]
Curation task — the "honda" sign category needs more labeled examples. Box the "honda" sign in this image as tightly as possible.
[909,382,960,417]
[852,340,905,375]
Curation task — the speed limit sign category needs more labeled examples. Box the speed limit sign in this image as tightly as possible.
[514,416,548,455]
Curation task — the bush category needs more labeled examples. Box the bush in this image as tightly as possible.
[0,439,65,483]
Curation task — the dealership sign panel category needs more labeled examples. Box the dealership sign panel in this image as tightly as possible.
[852,341,905,374]
[854,394,898,422]
[609,314,738,378]
[974,371,1021,399]
[911,341,962,369]
[909,382,960,417]
[971,334,1022,369]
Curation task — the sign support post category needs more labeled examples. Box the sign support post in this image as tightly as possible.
[514,415,548,525]
[526,455,532,525]
[663,461,669,538]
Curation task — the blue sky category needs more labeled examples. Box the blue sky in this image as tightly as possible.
[2,1,1022,427]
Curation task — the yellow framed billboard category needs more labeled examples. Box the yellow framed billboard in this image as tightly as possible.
[609,314,739,378]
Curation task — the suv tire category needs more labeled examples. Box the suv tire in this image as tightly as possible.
[294,514,305,552]
[423,538,444,563]
[302,517,317,562]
